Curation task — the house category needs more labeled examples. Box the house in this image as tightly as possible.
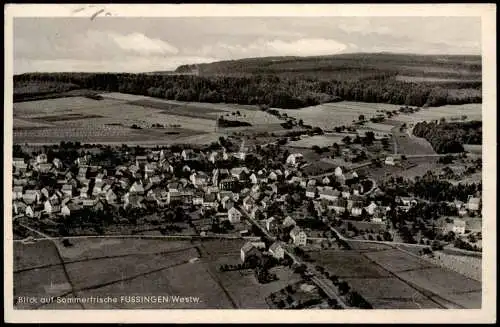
[260,196,271,209]
[240,241,266,263]
[13,186,23,200]
[13,157,25,168]
[82,198,98,207]
[318,189,340,202]
[385,156,399,166]
[23,189,41,204]
[36,153,48,164]
[250,207,264,220]
[282,216,296,228]
[306,186,316,199]
[334,166,343,177]
[37,163,53,173]
[44,199,61,215]
[78,167,89,179]
[221,196,234,210]
[202,193,218,208]
[467,197,481,212]
[25,205,36,218]
[242,195,255,212]
[453,218,467,235]
[351,206,363,217]
[269,242,285,260]
[322,176,331,185]
[61,202,83,217]
[458,206,468,217]
[135,155,148,167]
[192,192,204,206]
[249,173,258,185]
[219,177,238,191]
[365,202,378,215]
[181,149,196,161]
[130,181,145,195]
[286,153,304,167]
[290,227,307,246]
[105,189,117,204]
[13,201,27,215]
[240,242,260,263]
[266,217,278,232]
[268,171,278,181]
[230,167,249,180]
[61,184,73,197]
[144,163,158,176]
[228,207,242,224]
[80,186,89,198]
[123,194,144,209]
[190,172,209,187]
[76,155,90,166]
[148,175,162,185]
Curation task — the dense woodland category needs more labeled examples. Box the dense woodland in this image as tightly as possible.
[413,120,482,154]
[14,70,481,109]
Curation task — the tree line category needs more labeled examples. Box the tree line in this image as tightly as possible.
[15,72,481,109]
[413,120,482,153]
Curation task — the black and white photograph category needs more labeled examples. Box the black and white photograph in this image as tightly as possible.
[4,3,496,324]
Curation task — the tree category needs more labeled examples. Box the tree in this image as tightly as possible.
[358,114,365,121]
[338,281,350,295]
[342,136,352,145]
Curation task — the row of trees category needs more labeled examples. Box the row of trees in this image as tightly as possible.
[15,72,481,109]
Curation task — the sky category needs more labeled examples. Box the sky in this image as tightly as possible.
[13,16,482,74]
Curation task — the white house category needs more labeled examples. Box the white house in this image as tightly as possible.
[13,186,23,200]
[44,199,61,215]
[319,189,340,202]
[36,153,48,164]
[282,216,296,228]
[130,181,145,195]
[306,186,316,199]
[467,196,481,212]
[269,242,285,260]
[334,166,343,177]
[452,218,467,235]
[286,153,304,167]
[290,227,307,246]
[365,202,378,215]
[228,207,242,224]
[105,189,117,203]
[242,195,255,212]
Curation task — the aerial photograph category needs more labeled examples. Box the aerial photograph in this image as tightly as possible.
[11,13,483,311]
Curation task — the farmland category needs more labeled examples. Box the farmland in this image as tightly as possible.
[13,93,284,145]
[306,244,481,309]
[13,238,302,309]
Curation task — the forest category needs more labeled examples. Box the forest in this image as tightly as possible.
[14,68,481,109]
[412,120,482,154]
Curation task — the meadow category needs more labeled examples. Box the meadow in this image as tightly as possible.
[14,238,301,309]
[13,93,283,144]
[306,244,482,309]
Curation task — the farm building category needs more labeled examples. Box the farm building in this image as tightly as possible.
[286,153,304,167]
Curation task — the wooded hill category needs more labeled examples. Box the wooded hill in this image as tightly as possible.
[14,53,481,109]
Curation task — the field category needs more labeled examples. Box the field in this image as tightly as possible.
[306,244,481,309]
[13,93,284,144]
[288,135,345,148]
[13,238,300,309]
[276,101,401,130]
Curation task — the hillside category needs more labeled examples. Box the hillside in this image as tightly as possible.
[175,53,482,81]
[14,53,482,109]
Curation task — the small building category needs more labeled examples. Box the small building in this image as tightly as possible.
[228,207,242,224]
[240,241,266,263]
[282,216,296,228]
[130,181,145,195]
[286,153,304,167]
[467,197,481,212]
[334,166,343,177]
[319,189,340,202]
[44,199,61,215]
[269,242,285,260]
[305,186,316,199]
[13,186,23,200]
[453,218,467,235]
[290,227,307,246]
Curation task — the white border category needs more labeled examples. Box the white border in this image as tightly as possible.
[4,4,497,323]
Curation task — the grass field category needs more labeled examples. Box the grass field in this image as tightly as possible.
[13,238,302,309]
[13,93,284,144]
[306,245,482,309]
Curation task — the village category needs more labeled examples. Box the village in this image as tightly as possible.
[12,132,483,309]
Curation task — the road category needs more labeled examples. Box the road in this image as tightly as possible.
[238,206,347,308]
